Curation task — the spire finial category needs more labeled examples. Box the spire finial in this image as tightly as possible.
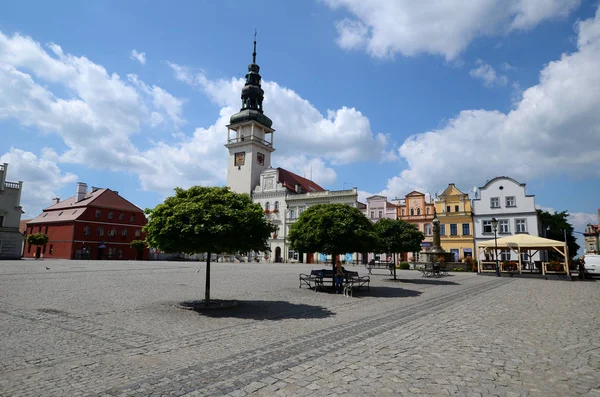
[253,29,257,64]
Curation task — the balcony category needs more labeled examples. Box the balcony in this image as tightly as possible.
[227,135,272,147]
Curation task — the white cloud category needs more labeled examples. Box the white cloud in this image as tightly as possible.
[0,148,78,217]
[383,7,600,198]
[323,0,581,59]
[130,49,146,65]
[470,60,508,87]
[128,74,186,126]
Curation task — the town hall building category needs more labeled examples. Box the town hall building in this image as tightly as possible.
[225,38,358,263]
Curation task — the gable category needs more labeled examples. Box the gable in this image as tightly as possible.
[439,183,465,197]
[406,190,425,197]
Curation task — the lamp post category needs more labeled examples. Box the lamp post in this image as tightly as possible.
[491,217,500,277]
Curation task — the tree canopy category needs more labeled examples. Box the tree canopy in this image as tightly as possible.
[143,186,275,304]
[26,233,49,247]
[288,203,378,265]
[374,218,424,254]
[537,209,580,259]
[144,186,274,255]
[374,218,425,279]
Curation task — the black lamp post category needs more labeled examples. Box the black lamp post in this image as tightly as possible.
[492,217,500,277]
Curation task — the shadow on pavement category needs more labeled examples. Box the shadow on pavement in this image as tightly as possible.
[385,278,460,286]
[361,286,423,298]
[195,300,335,320]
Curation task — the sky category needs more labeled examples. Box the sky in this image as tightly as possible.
[1,0,599,253]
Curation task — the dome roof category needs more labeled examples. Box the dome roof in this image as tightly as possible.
[229,109,273,128]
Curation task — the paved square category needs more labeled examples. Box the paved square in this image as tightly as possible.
[0,260,598,396]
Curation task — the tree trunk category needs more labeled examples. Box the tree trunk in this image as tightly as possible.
[205,251,211,305]
[331,254,337,288]
[393,252,397,280]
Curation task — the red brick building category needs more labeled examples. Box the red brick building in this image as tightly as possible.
[24,183,147,260]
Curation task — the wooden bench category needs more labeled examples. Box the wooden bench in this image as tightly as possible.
[366,261,394,275]
[299,269,370,292]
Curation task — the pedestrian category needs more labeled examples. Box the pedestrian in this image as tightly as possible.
[579,256,586,280]
[334,260,345,294]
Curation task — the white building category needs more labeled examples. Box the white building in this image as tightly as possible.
[225,39,358,263]
[472,176,543,263]
[0,163,24,259]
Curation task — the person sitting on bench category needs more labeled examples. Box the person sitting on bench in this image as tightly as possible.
[335,261,345,294]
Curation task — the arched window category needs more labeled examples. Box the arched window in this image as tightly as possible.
[426,207,430,214]
[410,208,414,216]
[417,208,421,215]
[274,201,279,211]
[265,202,270,211]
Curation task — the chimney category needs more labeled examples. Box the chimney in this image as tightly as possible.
[52,197,60,205]
[0,163,7,191]
[76,182,87,202]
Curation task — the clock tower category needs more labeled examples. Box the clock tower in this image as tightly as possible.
[225,34,275,196]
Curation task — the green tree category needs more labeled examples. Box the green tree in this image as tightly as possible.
[537,209,580,260]
[26,233,49,259]
[130,239,147,260]
[288,203,378,285]
[374,218,425,280]
[143,186,275,305]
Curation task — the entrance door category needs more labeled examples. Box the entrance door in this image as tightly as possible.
[450,249,459,262]
[275,246,282,263]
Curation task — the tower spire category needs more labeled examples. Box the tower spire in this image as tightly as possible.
[253,29,257,64]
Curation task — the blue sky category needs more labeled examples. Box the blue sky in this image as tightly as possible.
[1,0,599,251]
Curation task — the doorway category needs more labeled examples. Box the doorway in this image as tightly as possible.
[275,246,282,263]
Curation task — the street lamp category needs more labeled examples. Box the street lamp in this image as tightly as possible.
[491,217,500,277]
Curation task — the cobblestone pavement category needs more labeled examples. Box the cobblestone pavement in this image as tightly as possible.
[0,260,598,396]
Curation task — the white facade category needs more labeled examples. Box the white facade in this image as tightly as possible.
[361,195,397,221]
[251,169,358,263]
[472,176,542,262]
[225,120,275,196]
[0,163,24,259]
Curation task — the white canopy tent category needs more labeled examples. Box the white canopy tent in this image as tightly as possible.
[478,234,569,275]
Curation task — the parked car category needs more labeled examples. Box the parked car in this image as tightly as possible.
[583,254,600,277]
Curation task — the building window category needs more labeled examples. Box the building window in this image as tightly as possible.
[483,220,492,234]
[440,224,446,236]
[109,228,116,236]
[516,219,527,233]
[370,211,374,218]
[45,226,48,234]
[401,209,405,216]
[417,208,421,215]
[462,223,470,235]
[42,244,46,254]
[108,211,114,220]
[426,207,430,214]
[265,202,270,211]
[446,206,451,213]
[119,213,124,221]
[490,197,500,208]
[122,228,128,237]
[500,249,511,261]
[450,224,458,236]
[274,201,279,211]
[95,209,101,218]
[135,229,141,238]
[506,196,516,207]
[499,220,509,233]
[130,214,136,222]
[378,210,382,218]
[118,249,123,259]
[38,226,42,232]
[410,208,414,216]
[289,210,295,219]
[424,223,432,236]
[455,205,459,212]
[28,243,31,253]
[97,227,104,236]
[83,226,91,235]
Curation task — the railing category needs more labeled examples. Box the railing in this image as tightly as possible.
[3,181,20,189]
[227,136,272,147]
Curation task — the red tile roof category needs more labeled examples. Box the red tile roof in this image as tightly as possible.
[28,188,144,224]
[277,168,325,193]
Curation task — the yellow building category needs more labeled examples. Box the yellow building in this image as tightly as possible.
[434,184,475,261]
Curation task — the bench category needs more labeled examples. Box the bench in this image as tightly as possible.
[299,269,370,292]
[417,263,448,277]
[366,261,394,275]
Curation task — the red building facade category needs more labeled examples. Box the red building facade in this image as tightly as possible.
[24,183,147,260]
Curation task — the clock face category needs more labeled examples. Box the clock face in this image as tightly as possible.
[257,152,265,165]
[234,152,245,166]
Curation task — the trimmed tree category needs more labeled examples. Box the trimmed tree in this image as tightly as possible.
[26,233,49,259]
[130,240,146,260]
[537,209,580,260]
[143,186,275,305]
[288,203,378,286]
[374,218,425,280]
